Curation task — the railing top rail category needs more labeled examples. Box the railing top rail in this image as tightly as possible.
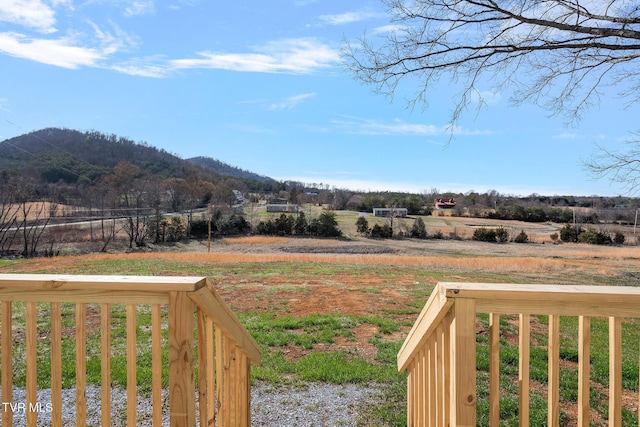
[398,282,640,371]
[0,273,207,292]
[440,282,640,317]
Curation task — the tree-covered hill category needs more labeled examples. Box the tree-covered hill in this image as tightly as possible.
[0,127,276,190]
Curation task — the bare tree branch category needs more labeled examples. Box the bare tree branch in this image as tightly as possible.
[342,0,640,123]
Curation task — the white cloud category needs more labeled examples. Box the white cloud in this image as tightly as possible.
[124,0,155,17]
[0,0,58,33]
[331,116,494,137]
[268,93,317,111]
[0,32,103,68]
[164,38,339,75]
[319,10,383,25]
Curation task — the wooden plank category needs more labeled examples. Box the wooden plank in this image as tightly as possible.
[435,323,444,426]
[168,291,196,427]
[441,282,640,318]
[548,315,560,427]
[127,303,137,427]
[442,310,452,427]
[417,348,425,425]
[206,320,216,425]
[101,303,112,427]
[188,286,261,365]
[197,308,207,427]
[26,301,38,427]
[489,313,500,427]
[151,304,162,427]
[578,316,591,427]
[519,313,530,427]
[51,302,63,427]
[223,335,233,427]
[406,361,414,426]
[239,352,250,427]
[216,327,224,425]
[451,298,477,427]
[428,335,437,426]
[1,301,13,427]
[0,274,207,292]
[76,303,87,427]
[609,317,622,427]
[398,283,454,371]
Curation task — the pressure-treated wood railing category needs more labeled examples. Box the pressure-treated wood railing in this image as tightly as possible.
[0,274,261,427]
[397,282,640,427]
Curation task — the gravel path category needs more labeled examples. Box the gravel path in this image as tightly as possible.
[1,382,382,426]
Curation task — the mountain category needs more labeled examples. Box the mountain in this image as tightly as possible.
[0,128,276,190]
[187,156,277,184]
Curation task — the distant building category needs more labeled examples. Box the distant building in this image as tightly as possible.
[266,204,299,213]
[435,198,456,209]
[372,207,408,218]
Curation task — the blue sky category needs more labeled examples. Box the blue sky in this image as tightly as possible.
[0,0,638,197]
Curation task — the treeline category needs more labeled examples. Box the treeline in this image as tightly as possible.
[486,205,575,223]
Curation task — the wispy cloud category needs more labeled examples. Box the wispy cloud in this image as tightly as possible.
[170,38,339,74]
[319,10,383,25]
[123,0,155,17]
[332,116,494,137]
[0,0,58,33]
[115,38,339,77]
[268,93,317,111]
[0,32,103,68]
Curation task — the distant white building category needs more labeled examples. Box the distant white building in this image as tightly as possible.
[372,207,408,218]
[266,204,299,213]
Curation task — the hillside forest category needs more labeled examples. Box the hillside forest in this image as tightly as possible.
[0,127,637,256]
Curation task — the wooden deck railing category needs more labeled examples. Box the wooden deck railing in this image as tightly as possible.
[397,282,640,427]
[0,274,261,427]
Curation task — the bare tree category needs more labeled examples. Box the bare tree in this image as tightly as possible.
[343,0,640,124]
[586,133,640,194]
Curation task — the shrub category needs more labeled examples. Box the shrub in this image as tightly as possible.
[550,232,559,242]
[432,230,444,239]
[495,226,509,243]
[371,223,393,238]
[410,217,427,239]
[473,227,497,242]
[614,232,625,245]
[577,228,611,245]
[560,224,581,243]
[514,230,529,243]
[355,216,370,236]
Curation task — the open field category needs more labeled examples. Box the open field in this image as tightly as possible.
[1,233,640,425]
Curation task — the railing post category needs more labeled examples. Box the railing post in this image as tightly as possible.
[168,291,196,427]
[450,298,476,426]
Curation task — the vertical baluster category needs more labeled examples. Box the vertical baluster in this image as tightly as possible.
[519,313,530,427]
[417,347,425,425]
[127,304,137,427]
[407,360,414,425]
[489,313,500,427]
[548,315,560,427]
[578,316,590,427]
[223,335,233,427]
[197,309,207,427]
[435,323,444,426]
[442,310,451,427]
[151,304,162,427]
[216,328,224,425]
[206,320,216,425]
[609,316,622,427]
[428,335,437,426]
[1,300,12,427]
[51,302,62,427]
[26,302,38,427]
[240,351,250,427]
[76,303,87,427]
[101,303,112,427]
